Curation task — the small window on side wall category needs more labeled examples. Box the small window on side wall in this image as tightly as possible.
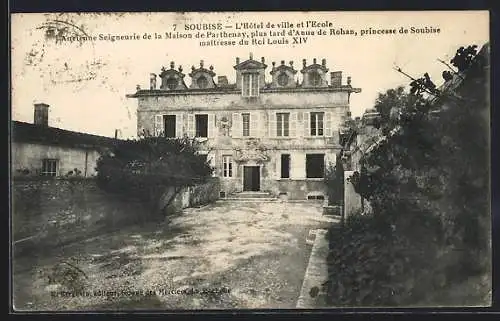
[42,159,58,176]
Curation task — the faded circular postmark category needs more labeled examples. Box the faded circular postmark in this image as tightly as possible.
[24,14,105,90]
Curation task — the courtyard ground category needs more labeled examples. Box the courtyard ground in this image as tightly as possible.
[13,200,333,311]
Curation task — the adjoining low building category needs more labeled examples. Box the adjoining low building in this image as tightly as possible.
[127,54,361,200]
[12,103,119,178]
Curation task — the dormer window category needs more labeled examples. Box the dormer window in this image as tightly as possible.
[197,76,208,89]
[310,71,322,86]
[277,73,289,86]
[166,78,178,90]
[242,73,259,97]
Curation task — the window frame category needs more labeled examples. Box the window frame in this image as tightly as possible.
[41,158,58,177]
[242,113,250,137]
[276,112,290,137]
[163,114,177,138]
[195,114,209,138]
[310,112,325,136]
[309,71,322,86]
[222,155,233,178]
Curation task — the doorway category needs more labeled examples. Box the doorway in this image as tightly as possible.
[243,166,260,191]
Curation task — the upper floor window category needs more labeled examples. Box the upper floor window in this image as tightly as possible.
[195,114,208,138]
[166,78,178,90]
[242,73,259,97]
[197,76,208,89]
[42,159,58,176]
[242,113,250,137]
[281,154,290,179]
[222,155,233,178]
[277,113,290,137]
[306,154,325,178]
[310,112,324,136]
[277,73,289,86]
[163,115,176,138]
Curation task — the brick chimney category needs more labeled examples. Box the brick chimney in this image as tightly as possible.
[34,103,49,126]
[330,71,342,87]
[217,76,229,86]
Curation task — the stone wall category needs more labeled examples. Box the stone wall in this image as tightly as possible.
[163,178,221,211]
[12,177,220,253]
[344,170,362,218]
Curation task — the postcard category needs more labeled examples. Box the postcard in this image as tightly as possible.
[10,11,491,311]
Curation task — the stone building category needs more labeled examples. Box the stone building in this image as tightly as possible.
[12,103,119,177]
[127,54,361,200]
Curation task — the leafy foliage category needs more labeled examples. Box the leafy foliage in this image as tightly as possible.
[450,45,478,72]
[325,44,490,306]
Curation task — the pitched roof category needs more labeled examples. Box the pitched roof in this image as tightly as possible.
[11,121,121,150]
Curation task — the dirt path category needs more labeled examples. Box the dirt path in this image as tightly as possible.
[13,200,332,310]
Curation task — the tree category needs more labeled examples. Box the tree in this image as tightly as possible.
[96,135,213,212]
[373,86,410,129]
[324,43,490,306]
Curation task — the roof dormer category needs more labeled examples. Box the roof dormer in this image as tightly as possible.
[189,60,216,90]
[159,61,188,91]
[300,58,329,88]
[234,53,267,93]
[270,60,298,88]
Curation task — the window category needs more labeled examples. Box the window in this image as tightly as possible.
[310,71,322,86]
[277,73,289,86]
[223,155,233,177]
[42,159,58,176]
[197,76,208,89]
[310,112,324,136]
[166,78,178,90]
[281,154,290,178]
[195,114,208,137]
[163,115,176,138]
[306,154,325,178]
[242,73,259,97]
[277,113,290,137]
[242,113,250,137]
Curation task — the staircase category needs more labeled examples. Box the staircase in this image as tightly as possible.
[221,191,278,202]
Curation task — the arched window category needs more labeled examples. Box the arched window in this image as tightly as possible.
[277,73,289,86]
[197,75,208,89]
[166,78,178,90]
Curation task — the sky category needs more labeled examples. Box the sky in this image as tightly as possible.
[11,11,489,139]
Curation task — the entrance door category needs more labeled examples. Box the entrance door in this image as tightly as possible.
[243,166,260,191]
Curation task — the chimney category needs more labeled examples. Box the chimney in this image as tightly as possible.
[261,57,265,64]
[150,73,157,90]
[34,103,49,126]
[322,58,326,67]
[330,71,342,87]
[236,57,240,65]
[218,76,228,86]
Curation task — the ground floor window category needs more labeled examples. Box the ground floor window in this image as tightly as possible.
[42,159,58,176]
[223,155,233,177]
[306,154,325,178]
[281,154,290,178]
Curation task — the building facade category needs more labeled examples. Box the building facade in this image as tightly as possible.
[128,54,361,200]
[12,103,118,178]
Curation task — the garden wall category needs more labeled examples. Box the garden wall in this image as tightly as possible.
[12,177,220,253]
